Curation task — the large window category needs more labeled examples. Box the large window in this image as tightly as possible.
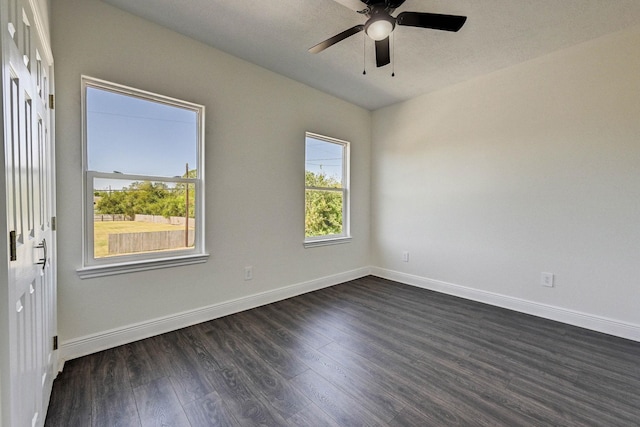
[304,132,350,247]
[78,77,207,278]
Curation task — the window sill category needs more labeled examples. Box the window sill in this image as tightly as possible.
[303,236,352,248]
[76,253,210,279]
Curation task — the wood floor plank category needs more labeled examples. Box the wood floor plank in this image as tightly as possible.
[318,340,506,426]
[120,339,166,389]
[317,286,485,362]
[91,389,140,427]
[387,404,458,427]
[298,288,584,425]
[411,357,569,426]
[90,347,141,427]
[133,377,191,427]
[175,323,224,373]
[257,298,352,348]
[320,320,541,426]
[572,368,640,411]
[240,307,407,423]
[46,276,640,427]
[183,391,241,427]
[290,369,389,426]
[317,341,464,425]
[213,312,310,380]
[244,305,334,350]
[151,330,216,406]
[90,347,132,391]
[507,375,638,426]
[300,292,438,364]
[44,356,93,426]
[197,318,312,420]
[297,344,405,423]
[286,403,341,427]
[204,365,290,426]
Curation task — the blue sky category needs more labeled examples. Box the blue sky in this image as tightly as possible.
[87,87,197,189]
[305,136,344,183]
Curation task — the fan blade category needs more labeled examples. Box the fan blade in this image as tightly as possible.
[309,25,364,54]
[375,37,390,67]
[396,12,467,32]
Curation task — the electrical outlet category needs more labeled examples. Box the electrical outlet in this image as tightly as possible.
[244,266,253,281]
[541,272,554,287]
[402,251,409,262]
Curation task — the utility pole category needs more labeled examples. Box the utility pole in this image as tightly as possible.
[185,163,189,247]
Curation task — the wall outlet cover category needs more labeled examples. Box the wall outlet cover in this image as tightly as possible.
[541,272,554,287]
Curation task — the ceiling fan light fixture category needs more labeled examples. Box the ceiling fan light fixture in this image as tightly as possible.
[365,15,395,41]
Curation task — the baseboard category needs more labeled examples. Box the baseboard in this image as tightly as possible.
[371,267,640,342]
[59,265,638,365]
[59,267,371,363]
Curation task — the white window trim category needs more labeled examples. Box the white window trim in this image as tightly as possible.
[303,236,352,248]
[77,76,208,277]
[76,253,209,279]
[304,132,351,248]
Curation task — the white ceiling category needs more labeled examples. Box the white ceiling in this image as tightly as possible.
[101,0,640,110]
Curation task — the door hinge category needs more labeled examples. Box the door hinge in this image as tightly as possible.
[51,216,56,231]
[49,94,55,109]
[53,336,58,351]
[9,231,17,261]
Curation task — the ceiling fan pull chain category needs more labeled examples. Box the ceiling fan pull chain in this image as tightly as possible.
[363,32,367,75]
[391,32,395,77]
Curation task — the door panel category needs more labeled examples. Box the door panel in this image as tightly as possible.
[3,0,56,425]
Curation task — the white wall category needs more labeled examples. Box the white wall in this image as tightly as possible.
[52,0,371,355]
[372,25,640,335]
[52,0,640,359]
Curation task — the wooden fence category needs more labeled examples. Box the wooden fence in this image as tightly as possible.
[134,214,195,227]
[94,214,129,222]
[108,230,195,255]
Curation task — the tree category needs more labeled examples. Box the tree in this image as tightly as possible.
[305,171,343,237]
[95,170,196,220]
[95,189,129,217]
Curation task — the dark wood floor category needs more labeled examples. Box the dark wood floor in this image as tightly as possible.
[45,276,640,426]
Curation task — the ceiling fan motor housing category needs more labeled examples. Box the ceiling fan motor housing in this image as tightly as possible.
[361,0,407,11]
[358,0,406,15]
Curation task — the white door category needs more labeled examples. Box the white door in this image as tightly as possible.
[2,0,56,425]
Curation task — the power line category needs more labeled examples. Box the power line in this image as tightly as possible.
[87,110,195,124]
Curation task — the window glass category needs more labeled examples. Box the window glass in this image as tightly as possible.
[304,133,350,244]
[305,137,344,187]
[82,77,204,270]
[86,87,197,177]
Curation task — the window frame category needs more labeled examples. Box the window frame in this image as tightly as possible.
[304,132,351,248]
[77,76,208,278]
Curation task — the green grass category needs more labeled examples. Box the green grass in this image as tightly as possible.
[94,221,193,258]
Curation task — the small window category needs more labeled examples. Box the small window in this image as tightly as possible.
[304,132,350,247]
[78,77,208,278]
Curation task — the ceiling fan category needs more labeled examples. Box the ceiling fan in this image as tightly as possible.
[309,0,467,68]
